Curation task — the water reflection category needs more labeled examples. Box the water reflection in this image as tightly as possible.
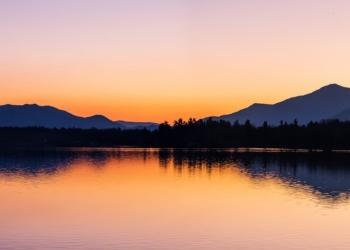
[160,149,350,204]
[0,148,154,176]
[2,148,350,250]
[1,148,350,204]
[0,148,110,176]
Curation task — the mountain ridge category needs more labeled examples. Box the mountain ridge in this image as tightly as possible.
[0,104,158,130]
[207,83,350,126]
[2,83,350,129]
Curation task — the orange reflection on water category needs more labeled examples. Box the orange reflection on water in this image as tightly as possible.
[1,149,350,249]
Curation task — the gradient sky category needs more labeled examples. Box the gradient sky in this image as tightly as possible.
[1,0,350,122]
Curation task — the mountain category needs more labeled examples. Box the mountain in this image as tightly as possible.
[115,120,159,131]
[208,83,350,126]
[0,104,157,130]
[331,108,350,121]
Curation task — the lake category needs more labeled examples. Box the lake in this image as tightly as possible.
[1,148,350,250]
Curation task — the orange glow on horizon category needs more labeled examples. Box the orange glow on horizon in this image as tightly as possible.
[1,1,350,122]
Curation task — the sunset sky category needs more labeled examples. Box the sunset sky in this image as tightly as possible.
[1,0,350,122]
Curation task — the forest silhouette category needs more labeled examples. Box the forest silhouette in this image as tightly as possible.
[1,118,350,150]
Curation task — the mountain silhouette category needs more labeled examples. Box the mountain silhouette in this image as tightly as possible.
[0,104,157,130]
[208,83,350,126]
[330,108,350,121]
[3,84,350,129]
[115,120,159,131]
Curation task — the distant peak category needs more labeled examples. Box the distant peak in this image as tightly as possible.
[248,103,270,108]
[320,83,344,89]
[23,103,39,106]
[312,83,350,94]
[85,114,111,121]
[250,103,261,107]
[88,114,105,118]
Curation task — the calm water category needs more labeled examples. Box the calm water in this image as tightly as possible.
[1,148,350,250]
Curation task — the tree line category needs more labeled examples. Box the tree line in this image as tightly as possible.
[1,118,350,149]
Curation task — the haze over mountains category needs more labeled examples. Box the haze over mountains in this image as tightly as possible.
[0,104,158,130]
[208,83,350,126]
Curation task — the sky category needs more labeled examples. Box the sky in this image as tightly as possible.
[1,0,350,122]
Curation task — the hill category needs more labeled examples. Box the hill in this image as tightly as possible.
[0,104,158,130]
[208,84,350,126]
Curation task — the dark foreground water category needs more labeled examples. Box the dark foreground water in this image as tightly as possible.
[1,148,350,250]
